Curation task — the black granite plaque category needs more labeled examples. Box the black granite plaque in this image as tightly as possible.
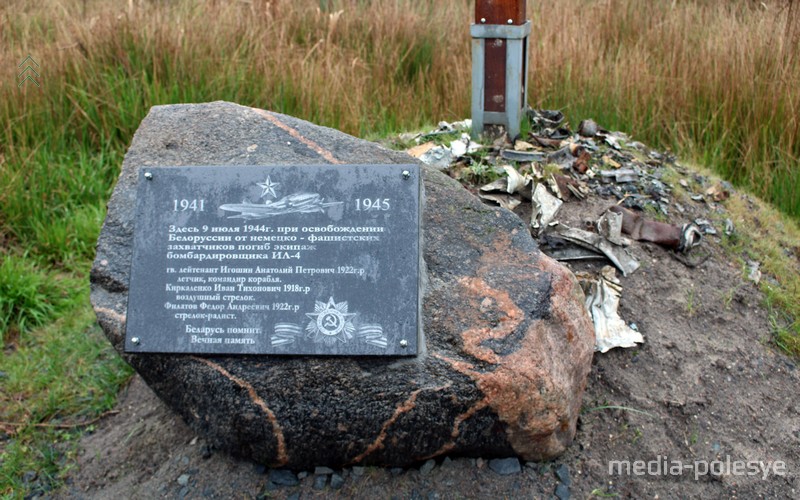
[125,164,420,356]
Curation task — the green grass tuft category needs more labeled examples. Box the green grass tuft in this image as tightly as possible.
[0,254,79,346]
[1,301,132,497]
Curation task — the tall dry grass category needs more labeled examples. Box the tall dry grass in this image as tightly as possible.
[529,0,799,216]
[1,0,798,234]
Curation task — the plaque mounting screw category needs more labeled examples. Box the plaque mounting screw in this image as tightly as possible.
[402,170,410,180]
[507,19,513,24]
[480,18,486,23]
[131,337,140,345]
[144,172,153,180]
[400,339,408,348]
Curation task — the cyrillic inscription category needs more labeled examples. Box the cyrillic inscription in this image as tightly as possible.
[125,164,420,356]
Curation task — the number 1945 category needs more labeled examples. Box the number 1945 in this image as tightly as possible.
[355,198,390,211]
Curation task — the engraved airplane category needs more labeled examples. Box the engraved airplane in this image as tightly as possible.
[219,192,342,220]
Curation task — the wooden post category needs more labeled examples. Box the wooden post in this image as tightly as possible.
[471,0,530,140]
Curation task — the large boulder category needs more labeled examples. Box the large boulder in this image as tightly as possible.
[91,101,594,468]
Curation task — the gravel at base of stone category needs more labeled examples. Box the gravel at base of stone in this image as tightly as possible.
[330,473,345,490]
[555,463,571,486]
[419,459,436,476]
[268,469,298,487]
[488,458,521,475]
[312,474,327,490]
[555,483,571,500]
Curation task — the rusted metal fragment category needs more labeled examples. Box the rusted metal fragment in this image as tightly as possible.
[609,205,692,250]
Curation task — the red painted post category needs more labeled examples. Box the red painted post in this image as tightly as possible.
[471,0,530,139]
[475,0,527,113]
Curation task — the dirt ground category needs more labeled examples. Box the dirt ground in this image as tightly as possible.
[60,168,799,499]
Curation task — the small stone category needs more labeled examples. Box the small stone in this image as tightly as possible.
[555,483,571,500]
[181,456,190,466]
[286,494,300,500]
[488,457,521,475]
[330,473,345,490]
[390,467,404,476]
[314,466,334,475]
[313,474,327,490]
[555,463,571,486]
[253,464,267,475]
[578,119,598,137]
[419,459,436,476]
[352,466,366,477]
[177,474,190,486]
[297,471,308,480]
[269,469,299,486]
[475,458,485,469]
[178,486,190,499]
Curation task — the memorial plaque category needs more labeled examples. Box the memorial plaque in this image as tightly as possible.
[125,164,420,356]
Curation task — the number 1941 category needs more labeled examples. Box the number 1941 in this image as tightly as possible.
[355,198,390,211]
[173,199,205,211]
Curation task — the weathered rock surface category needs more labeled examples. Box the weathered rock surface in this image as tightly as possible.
[90,101,594,468]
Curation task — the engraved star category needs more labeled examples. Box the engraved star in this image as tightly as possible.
[257,176,279,199]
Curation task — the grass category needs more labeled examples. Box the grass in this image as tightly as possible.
[1,0,798,218]
[685,286,698,317]
[720,189,800,356]
[0,300,131,497]
[0,254,74,346]
[0,0,799,497]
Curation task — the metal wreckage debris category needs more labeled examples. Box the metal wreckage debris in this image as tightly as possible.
[405,111,733,352]
[578,266,644,353]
